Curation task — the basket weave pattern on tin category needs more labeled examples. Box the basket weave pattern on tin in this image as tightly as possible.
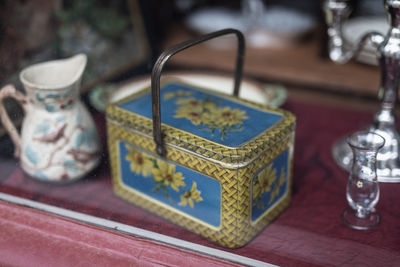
[107,112,294,247]
[106,87,295,165]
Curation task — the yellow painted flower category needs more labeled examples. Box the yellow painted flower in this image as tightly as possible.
[252,182,261,201]
[216,107,248,127]
[176,97,203,107]
[199,108,220,125]
[179,182,203,208]
[253,164,277,200]
[269,168,286,204]
[202,100,217,111]
[173,96,248,140]
[125,146,153,177]
[153,160,185,191]
[278,167,286,186]
[174,105,204,125]
[268,168,285,203]
[164,90,192,100]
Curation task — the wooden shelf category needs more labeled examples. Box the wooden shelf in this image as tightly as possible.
[163,26,381,98]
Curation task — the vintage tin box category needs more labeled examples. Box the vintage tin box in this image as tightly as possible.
[106,29,296,248]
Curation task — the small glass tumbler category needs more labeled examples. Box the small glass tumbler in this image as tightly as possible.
[342,131,385,230]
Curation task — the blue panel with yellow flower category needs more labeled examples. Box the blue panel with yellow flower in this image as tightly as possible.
[252,150,289,222]
[118,82,282,147]
[120,141,221,227]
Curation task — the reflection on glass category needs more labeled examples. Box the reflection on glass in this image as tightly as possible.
[342,131,385,230]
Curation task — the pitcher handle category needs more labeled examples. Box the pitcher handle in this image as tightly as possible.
[0,84,28,158]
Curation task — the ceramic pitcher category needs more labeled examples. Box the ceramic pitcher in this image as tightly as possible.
[0,54,100,182]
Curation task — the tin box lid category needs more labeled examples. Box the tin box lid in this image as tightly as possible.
[106,81,295,168]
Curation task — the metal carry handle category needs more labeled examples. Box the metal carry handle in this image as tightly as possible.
[151,28,245,156]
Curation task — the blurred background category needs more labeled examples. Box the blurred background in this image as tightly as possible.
[0,0,387,136]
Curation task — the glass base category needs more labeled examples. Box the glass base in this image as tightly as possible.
[342,207,380,230]
[332,136,400,183]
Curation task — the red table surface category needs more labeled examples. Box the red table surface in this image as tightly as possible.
[0,100,399,266]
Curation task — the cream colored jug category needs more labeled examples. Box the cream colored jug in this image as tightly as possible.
[0,54,100,182]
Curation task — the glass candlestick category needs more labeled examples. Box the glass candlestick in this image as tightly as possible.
[324,0,400,183]
[342,131,385,230]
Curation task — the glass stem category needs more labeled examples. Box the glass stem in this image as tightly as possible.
[356,207,368,218]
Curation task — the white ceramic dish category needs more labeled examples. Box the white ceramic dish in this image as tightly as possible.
[185,7,315,49]
[89,72,287,112]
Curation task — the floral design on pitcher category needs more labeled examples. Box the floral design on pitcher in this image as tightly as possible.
[25,145,39,165]
[252,164,286,210]
[35,89,74,113]
[33,122,67,143]
[125,145,205,206]
[24,114,99,181]
[166,94,248,140]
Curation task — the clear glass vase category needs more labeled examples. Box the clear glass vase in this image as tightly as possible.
[342,131,385,230]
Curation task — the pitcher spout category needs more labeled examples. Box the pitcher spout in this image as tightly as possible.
[20,53,87,91]
[64,53,87,85]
